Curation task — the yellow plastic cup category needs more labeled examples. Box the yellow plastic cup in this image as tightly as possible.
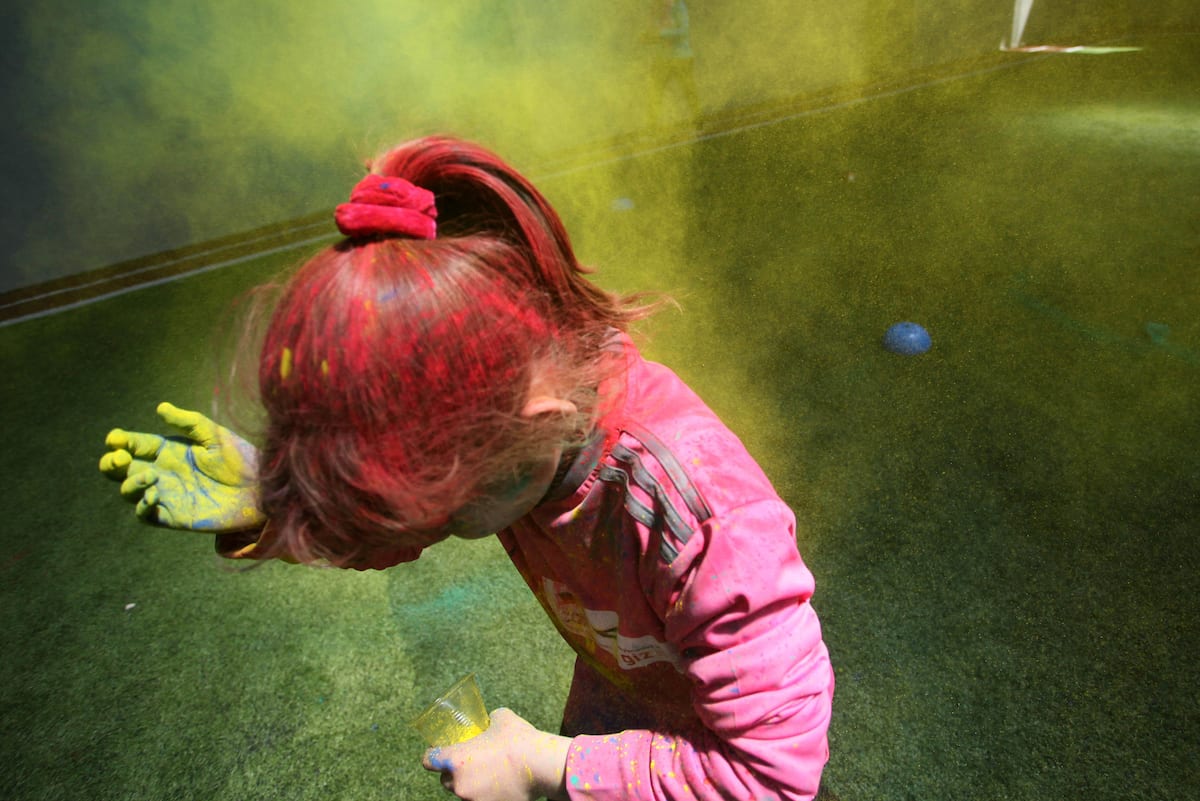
[410,673,491,747]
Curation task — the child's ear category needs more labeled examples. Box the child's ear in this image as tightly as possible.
[522,395,577,418]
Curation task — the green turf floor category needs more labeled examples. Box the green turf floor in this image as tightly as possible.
[2,36,1197,801]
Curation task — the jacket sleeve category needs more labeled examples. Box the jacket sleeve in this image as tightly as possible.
[564,500,834,800]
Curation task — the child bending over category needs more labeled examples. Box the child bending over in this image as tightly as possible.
[99,135,834,801]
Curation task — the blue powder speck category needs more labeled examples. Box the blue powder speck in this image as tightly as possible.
[883,321,932,355]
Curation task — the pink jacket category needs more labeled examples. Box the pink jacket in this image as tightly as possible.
[500,338,834,800]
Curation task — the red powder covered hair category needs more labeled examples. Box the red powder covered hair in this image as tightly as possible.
[239,136,653,568]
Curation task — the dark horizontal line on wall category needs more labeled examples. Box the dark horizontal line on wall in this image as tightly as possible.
[3,40,1132,329]
[0,211,338,327]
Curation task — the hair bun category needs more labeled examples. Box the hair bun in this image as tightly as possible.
[334,175,437,240]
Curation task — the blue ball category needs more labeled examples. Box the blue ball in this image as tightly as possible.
[883,322,932,355]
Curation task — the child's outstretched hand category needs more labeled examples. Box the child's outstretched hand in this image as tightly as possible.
[98,402,266,532]
[422,709,570,801]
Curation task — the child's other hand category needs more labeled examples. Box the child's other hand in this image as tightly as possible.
[422,708,570,801]
[98,402,266,532]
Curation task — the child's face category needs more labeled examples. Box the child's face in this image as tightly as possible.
[445,389,577,540]
[444,449,563,540]
[351,390,576,570]
[348,445,563,570]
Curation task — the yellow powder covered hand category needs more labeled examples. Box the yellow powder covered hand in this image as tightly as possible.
[99,402,266,532]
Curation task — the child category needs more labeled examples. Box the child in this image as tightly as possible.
[99,136,834,801]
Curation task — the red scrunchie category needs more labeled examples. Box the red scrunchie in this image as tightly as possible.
[334,174,437,240]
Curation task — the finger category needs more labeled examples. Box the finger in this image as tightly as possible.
[157,402,216,446]
[422,747,455,773]
[101,450,155,481]
[135,485,162,522]
[120,469,157,501]
[422,747,458,795]
[125,457,156,477]
[99,448,132,477]
[107,428,167,460]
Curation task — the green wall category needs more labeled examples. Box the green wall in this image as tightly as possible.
[1,0,1188,294]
